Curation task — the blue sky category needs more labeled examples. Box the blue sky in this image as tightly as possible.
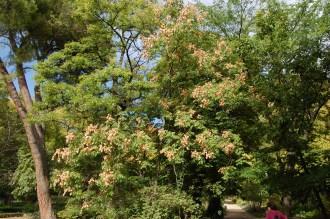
[0,39,36,96]
[0,0,296,96]
[0,0,213,96]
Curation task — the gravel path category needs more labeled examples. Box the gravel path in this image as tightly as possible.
[224,203,258,219]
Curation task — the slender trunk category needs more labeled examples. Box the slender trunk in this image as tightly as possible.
[0,59,56,219]
[34,85,45,144]
[16,63,33,111]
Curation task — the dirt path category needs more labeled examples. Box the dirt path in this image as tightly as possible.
[0,216,31,219]
[0,217,30,219]
[1,205,259,219]
[0,218,26,219]
[224,203,258,219]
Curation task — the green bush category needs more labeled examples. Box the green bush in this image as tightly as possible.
[132,186,202,219]
[295,210,320,219]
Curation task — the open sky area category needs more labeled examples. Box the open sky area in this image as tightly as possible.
[0,0,296,95]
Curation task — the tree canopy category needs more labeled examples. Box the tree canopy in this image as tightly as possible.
[0,0,329,218]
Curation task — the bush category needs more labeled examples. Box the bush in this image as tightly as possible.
[295,210,320,219]
[132,185,202,219]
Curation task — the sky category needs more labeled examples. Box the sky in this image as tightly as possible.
[0,0,297,96]
[0,39,36,96]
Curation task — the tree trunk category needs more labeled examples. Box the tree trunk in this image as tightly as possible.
[0,59,56,219]
[206,197,224,219]
[16,63,33,111]
[24,122,56,219]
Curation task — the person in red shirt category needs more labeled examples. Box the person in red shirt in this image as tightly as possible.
[265,202,288,219]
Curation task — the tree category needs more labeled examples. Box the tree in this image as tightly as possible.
[1,0,327,218]
[202,0,259,39]
[0,0,85,217]
[252,1,330,217]
[33,0,160,217]
[39,1,260,218]
[0,82,28,204]
[204,0,330,217]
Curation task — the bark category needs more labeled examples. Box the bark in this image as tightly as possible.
[34,85,45,145]
[24,123,55,219]
[16,62,33,111]
[0,59,56,219]
[206,197,224,219]
[8,32,33,112]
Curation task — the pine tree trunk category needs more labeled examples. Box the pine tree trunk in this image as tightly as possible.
[0,59,56,219]
[24,123,56,219]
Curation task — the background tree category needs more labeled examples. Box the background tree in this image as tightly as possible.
[252,1,330,217]
[204,0,330,217]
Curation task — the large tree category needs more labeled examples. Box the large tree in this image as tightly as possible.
[0,82,28,204]
[253,1,330,217]
[205,0,330,217]
[0,0,84,217]
[37,1,261,218]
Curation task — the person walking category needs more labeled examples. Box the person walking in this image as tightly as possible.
[265,202,288,219]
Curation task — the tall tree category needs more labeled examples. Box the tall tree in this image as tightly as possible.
[252,1,330,217]
[39,1,260,218]
[0,82,27,204]
[204,0,330,217]
[0,0,84,217]
[33,0,161,218]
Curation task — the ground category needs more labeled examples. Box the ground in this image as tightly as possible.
[0,215,31,219]
[0,218,26,219]
[224,203,260,219]
[0,217,28,219]
[0,204,259,219]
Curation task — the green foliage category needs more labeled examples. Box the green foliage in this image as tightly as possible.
[1,0,329,218]
[0,0,87,212]
[0,83,29,202]
[133,186,202,219]
[38,1,261,218]
[34,0,159,128]
[10,147,35,200]
[201,0,258,38]
[295,210,320,219]
[239,171,268,207]
[0,0,84,61]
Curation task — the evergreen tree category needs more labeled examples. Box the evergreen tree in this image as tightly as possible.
[0,0,85,217]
